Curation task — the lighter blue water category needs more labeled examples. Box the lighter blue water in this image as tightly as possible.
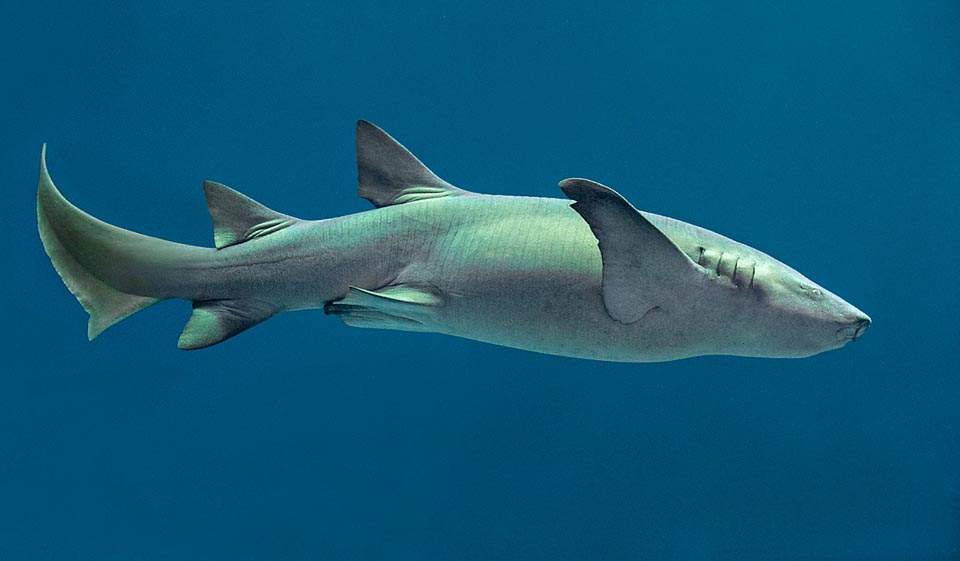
[2,1,959,560]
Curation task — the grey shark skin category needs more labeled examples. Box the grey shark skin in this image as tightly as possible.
[37,121,871,362]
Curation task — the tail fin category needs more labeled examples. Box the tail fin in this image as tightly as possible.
[37,145,161,339]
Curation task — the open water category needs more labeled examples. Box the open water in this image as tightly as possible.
[2,1,958,559]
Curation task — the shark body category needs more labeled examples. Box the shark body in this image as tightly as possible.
[37,121,870,361]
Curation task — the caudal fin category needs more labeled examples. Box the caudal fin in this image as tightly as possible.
[37,145,161,339]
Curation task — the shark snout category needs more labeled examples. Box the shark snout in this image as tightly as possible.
[836,314,871,342]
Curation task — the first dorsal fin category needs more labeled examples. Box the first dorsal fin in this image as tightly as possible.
[203,181,297,249]
[356,120,467,207]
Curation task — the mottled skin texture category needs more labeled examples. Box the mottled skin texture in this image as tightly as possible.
[37,122,870,361]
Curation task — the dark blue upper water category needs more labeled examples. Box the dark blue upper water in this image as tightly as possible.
[2,1,958,559]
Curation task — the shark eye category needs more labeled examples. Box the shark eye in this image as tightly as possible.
[798,283,823,298]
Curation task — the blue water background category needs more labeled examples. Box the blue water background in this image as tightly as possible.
[2,1,959,559]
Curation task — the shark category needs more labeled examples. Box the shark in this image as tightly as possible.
[37,120,870,362]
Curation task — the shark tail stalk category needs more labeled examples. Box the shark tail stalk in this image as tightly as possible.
[36,145,287,349]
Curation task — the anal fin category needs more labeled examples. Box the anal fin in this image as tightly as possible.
[178,299,278,350]
[324,285,442,332]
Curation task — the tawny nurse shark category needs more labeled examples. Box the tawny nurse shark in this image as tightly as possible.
[38,121,870,361]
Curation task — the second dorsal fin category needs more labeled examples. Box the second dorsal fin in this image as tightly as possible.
[203,181,297,249]
[356,120,467,208]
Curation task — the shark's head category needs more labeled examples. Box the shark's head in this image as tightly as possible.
[744,260,871,358]
[559,177,871,361]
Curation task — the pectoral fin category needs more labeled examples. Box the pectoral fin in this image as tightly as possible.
[559,178,700,324]
[324,284,442,332]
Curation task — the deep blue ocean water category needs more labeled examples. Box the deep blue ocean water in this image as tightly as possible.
[2,1,959,559]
